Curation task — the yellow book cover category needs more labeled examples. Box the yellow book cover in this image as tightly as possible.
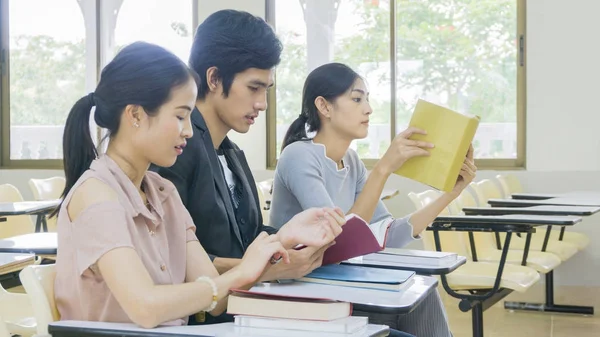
[394,99,480,192]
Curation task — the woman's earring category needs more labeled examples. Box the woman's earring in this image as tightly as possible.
[133,122,140,128]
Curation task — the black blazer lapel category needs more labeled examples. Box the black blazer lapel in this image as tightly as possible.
[194,112,244,249]
[224,145,263,228]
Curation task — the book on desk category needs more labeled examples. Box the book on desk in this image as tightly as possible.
[362,248,458,266]
[313,214,386,265]
[298,264,415,292]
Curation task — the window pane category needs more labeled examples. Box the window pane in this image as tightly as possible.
[95,0,193,150]
[395,0,518,159]
[101,0,194,66]
[9,0,89,160]
[274,0,391,159]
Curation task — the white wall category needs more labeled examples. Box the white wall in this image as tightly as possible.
[2,0,600,286]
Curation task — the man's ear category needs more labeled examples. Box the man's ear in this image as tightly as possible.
[206,66,221,92]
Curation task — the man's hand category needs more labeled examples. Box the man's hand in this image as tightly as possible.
[259,244,331,281]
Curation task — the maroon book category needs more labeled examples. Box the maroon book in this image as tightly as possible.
[321,214,386,265]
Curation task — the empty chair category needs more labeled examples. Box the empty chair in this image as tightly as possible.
[19,264,59,336]
[472,180,579,260]
[28,177,65,232]
[0,318,9,337]
[0,278,36,337]
[495,174,589,250]
[255,183,270,226]
[28,177,65,201]
[0,184,35,238]
[408,190,539,292]
[448,190,562,274]
[496,173,524,196]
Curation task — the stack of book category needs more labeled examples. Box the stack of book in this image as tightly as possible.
[227,290,366,336]
[226,264,415,335]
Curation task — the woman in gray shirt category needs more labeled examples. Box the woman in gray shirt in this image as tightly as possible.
[270,62,477,337]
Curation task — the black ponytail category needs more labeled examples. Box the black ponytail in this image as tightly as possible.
[281,114,309,151]
[281,63,361,152]
[51,41,199,218]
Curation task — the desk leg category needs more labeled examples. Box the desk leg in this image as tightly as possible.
[41,216,48,232]
[541,225,553,252]
[494,232,502,250]
[468,232,478,261]
[521,233,532,266]
[559,226,566,241]
[34,215,42,232]
[434,231,514,337]
[505,271,594,315]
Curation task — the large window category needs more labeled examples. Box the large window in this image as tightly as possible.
[0,0,196,168]
[266,0,526,169]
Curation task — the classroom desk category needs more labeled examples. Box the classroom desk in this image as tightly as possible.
[488,197,600,208]
[463,205,600,217]
[48,321,390,337]
[342,251,467,275]
[0,252,36,289]
[0,232,57,255]
[460,207,596,316]
[427,214,582,337]
[0,200,60,232]
[511,191,600,200]
[251,276,438,315]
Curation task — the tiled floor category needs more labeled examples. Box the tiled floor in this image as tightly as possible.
[442,284,600,337]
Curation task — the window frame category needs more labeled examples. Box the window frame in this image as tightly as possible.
[265,0,527,170]
[0,0,199,169]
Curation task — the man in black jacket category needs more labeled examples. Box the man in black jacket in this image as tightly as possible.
[153,9,331,322]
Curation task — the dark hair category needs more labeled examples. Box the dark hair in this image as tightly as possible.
[189,9,283,99]
[51,41,199,217]
[281,63,361,151]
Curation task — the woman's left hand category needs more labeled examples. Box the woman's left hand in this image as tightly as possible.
[450,144,477,197]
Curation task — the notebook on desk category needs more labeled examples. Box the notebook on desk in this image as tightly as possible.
[394,99,480,192]
[362,248,457,266]
[298,264,415,292]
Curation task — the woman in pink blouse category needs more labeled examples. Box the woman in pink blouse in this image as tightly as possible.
[52,42,345,329]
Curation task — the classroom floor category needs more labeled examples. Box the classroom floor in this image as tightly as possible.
[443,284,600,337]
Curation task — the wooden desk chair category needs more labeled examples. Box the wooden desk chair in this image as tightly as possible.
[0,184,35,238]
[19,264,58,336]
[28,177,64,232]
[495,174,589,250]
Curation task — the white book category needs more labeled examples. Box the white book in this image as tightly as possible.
[234,315,367,334]
[362,248,457,266]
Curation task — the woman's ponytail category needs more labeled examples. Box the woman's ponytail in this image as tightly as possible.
[281,113,309,151]
[50,93,97,217]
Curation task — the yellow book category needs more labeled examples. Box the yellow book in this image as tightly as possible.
[394,99,480,192]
